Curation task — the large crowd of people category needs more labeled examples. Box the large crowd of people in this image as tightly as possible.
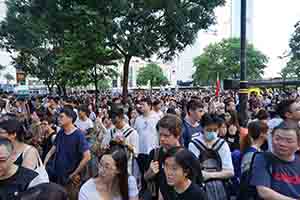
[0,89,300,200]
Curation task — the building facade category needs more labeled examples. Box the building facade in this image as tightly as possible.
[173,0,254,82]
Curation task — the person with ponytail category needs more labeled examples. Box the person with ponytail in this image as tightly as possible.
[79,144,139,200]
[240,120,268,174]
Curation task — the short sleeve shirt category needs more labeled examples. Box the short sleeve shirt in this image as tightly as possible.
[188,135,234,171]
[134,114,159,154]
[79,176,138,200]
[175,182,207,200]
[75,118,94,132]
[250,153,300,198]
[54,128,89,183]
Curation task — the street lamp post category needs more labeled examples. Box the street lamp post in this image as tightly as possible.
[239,0,248,127]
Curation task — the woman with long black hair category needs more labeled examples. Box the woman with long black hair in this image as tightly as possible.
[79,144,139,200]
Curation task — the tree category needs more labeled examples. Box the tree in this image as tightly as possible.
[0,0,66,93]
[104,0,225,99]
[0,65,5,77]
[4,73,14,84]
[193,38,268,85]
[137,63,169,93]
[98,79,110,91]
[281,21,300,80]
[0,0,120,96]
[0,0,225,98]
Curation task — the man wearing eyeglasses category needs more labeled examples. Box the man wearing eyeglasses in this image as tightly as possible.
[0,138,40,199]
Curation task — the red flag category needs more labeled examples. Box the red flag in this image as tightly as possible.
[215,79,220,97]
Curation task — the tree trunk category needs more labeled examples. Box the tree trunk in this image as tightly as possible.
[150,79,153,97]
[57,85,62,96]
[45,81,53,94]
[62,85,67,96]
[122,55,132,102]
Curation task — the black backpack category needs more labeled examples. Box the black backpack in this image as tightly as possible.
[191,138,229,200]
[237,152,279,200]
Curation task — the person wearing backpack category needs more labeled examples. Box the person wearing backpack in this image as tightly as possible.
[237,120,269,200]
[250,125,300,200]
[189,113,234,200]
[101,106,139,175]
[143,114,183,200]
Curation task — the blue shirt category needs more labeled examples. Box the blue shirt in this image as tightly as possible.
[250,153,300,198]
[54,128,89,184]
[182,119,203,148]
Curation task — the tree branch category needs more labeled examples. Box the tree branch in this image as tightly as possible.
[114,44,127,56]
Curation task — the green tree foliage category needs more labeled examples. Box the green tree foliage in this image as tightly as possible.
[193,38,268,85]
[98,79,110,91]
[106,0,225,98]
[281,21,300,79]
[0,65,5,76]
[4,73,14,84]
[1,0,225,97]
[137,63,169,92]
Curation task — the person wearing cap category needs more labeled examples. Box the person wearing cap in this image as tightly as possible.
[0,138,42,199]
[44,108,90,200]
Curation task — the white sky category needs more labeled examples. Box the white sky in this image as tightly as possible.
[253,0,300,78]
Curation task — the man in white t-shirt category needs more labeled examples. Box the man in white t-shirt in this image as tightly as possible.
[152,99,164,119]
[75,105,94,134]
[134,97,160,155]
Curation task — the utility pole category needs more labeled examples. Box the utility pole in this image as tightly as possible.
[239,0,248,127]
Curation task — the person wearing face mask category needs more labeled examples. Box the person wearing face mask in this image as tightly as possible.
[188,113,234,200]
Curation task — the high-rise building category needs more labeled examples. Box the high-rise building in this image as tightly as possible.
[174,0,254,82]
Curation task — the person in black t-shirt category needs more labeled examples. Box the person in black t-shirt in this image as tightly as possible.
[40,116,57,161]
[0,138,39,200]
[163,147,207,200]
[144,114,182,200]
